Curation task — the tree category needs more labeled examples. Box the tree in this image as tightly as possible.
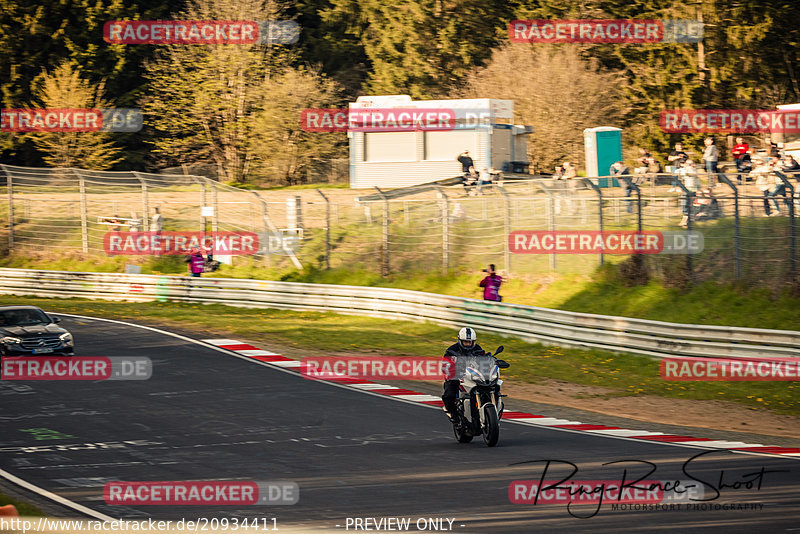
[26,62,123,169]
[316,0,513,99]
[247,67,345,185]
[459,44,628,172]
[141,0,296,183]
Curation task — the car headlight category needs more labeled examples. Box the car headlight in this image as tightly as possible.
[59,333,73,344]
[1,336,21,345]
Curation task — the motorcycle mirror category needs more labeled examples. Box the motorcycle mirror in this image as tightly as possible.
[494,346,504,356]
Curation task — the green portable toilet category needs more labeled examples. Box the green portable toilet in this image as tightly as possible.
[584,127,622,187]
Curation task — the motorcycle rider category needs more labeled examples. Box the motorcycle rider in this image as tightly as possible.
[442,327,497,425]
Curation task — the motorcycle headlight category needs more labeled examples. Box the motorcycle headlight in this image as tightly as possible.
[490,365,499,381]
[466,367,483,382]
[1,336,21,345]
[59,333,73,345]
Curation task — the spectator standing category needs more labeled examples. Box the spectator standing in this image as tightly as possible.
[767,139,780,158]
[678,160,701,227]
[732,137,749,172]
[151,207,164,256]
[737,147,754,184]
[753,159,775,216]
[151,207,163,233]
[667,142,689,192]
[781,155,800,176]
[479,264,502,302]
[457,150,474,175]
[703,137,719,187]
[559,162,579,214]
[185,247,206,277]
[476,167,493,195]
[767,156,790,216]
[634,148,651,175]
[637,147,651,168]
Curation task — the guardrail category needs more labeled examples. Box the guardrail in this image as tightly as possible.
[0,268,797,360]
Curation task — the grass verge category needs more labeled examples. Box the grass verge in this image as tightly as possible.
[1,295,796,416]
[0,494,45,516]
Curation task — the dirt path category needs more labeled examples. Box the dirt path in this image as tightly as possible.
[502,378,800,440]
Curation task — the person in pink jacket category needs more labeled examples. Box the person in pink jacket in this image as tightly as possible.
[479,264,502,302]
[185,247,206,277]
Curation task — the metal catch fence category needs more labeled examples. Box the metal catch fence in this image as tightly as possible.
[1,165,798,288]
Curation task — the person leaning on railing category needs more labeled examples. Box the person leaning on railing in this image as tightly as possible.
[678,160,701,227]
[667,142,689,192]
[753,159,777,216]
[703,137,719,188]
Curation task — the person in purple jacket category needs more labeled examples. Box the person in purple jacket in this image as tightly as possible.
[185,247,206,277]
[479,264,502,302]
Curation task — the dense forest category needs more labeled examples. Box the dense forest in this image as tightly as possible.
[1,0,799,184]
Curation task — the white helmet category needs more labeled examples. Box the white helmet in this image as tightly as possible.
[458,327,476,349]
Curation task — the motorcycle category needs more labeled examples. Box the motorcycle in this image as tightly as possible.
[452,346,510,447]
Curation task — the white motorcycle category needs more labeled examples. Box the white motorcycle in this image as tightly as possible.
[452,346,509,447]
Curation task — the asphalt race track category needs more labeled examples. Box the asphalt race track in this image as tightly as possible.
[1,314,799,533]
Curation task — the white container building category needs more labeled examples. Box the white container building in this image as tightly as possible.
[348,95,532,188]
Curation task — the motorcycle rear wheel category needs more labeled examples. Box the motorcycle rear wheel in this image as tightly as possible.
[453,419,473,443]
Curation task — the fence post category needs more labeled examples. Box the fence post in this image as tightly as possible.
[718,173,741,280]
[495,185,512,272]
[250,192,271,267]
[1,165,13,251]
[676,181,695,285]
[374,187,390,276]
[316,189,331,270]
[535,183,557,271]
[435,186,449,275]
[250,191,302,270]
[583,178,604,266]
[133,172,149,232]
[211,181,219,234]
[776,171,796,282]
[73,169,89,253]
[190,176,208,232]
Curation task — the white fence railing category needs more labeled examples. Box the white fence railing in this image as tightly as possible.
[0,268,798,360]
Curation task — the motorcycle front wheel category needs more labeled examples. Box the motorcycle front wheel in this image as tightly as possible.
[482,404,499,447]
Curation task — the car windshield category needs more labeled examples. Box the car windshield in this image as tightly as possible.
[0,309,51,326]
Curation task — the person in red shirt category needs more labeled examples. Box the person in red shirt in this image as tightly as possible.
[732,137,749,172]
[479,264,502,302]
